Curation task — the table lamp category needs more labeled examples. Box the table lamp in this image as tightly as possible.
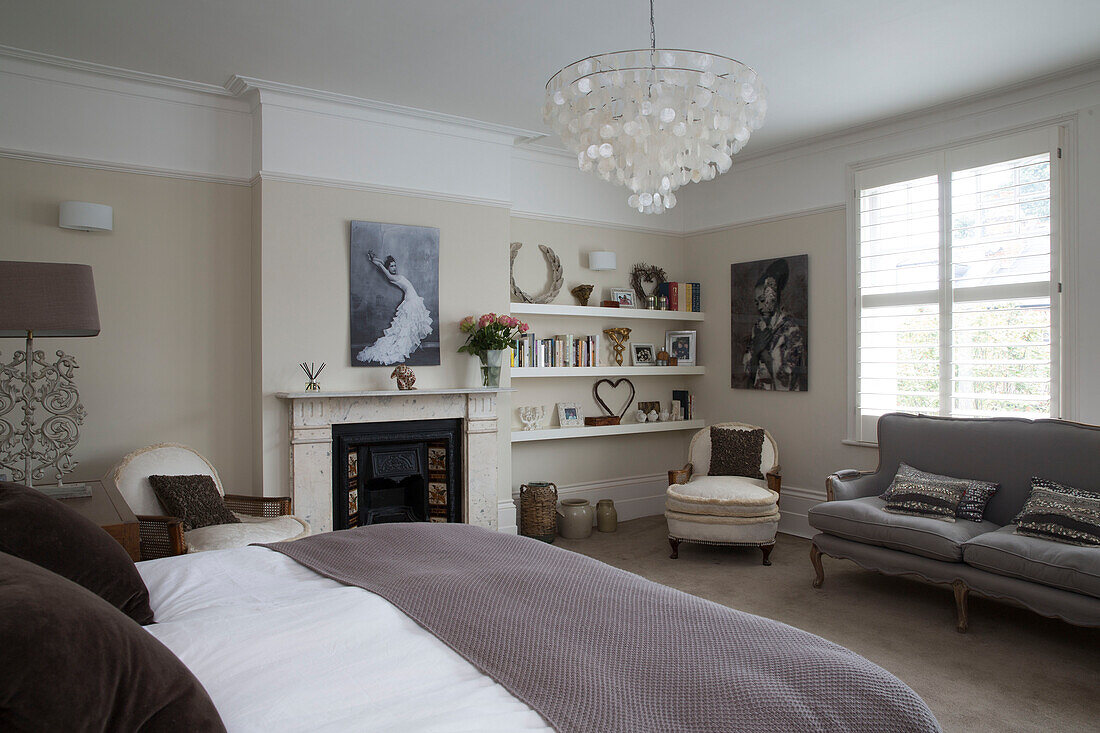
[0,261,100,487]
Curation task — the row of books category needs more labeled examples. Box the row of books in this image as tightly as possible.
[672,389,695,420]
[512,333,602,368]
[655,282,702,312]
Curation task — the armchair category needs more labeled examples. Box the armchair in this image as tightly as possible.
[666,422,781,565]
[104,443,309,560]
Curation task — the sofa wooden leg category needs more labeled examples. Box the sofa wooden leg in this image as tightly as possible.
[760,543,774,566]
[669,537,680,559]
[810,543,824,588]
[952,580,970,633]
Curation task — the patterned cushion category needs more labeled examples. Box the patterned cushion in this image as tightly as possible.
[1013,478,1100,547]
[148,475,240,532]
[882,463,998,522]
[882,463,968,522]
[708,427,764,479]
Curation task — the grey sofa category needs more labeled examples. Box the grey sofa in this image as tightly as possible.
[808,413,1100,631]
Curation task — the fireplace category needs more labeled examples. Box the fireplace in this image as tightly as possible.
[332,419,463,529]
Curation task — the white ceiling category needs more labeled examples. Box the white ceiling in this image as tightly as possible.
[2,0,1099,155]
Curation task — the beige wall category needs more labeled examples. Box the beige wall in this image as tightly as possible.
[684,208,878,494]
[257,180,512,501]
[508,216,697,490]
[0,157,253,490]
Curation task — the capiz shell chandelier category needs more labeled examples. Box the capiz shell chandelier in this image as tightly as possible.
[543,1,766,214]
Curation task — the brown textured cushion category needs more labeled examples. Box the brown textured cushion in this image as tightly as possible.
[149,474,239,532]
[0,552,226,732]
[708,427,765,479]
[0,481,154,625]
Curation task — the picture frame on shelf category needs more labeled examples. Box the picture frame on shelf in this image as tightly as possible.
[631,343,656,366]
[557,402,584,427]
[610,288,637,308]
[665,330,697,366]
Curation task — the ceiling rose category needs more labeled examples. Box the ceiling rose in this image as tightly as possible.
[543,0,767,214]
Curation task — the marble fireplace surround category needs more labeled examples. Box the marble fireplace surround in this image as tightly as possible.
[275,388,509,534]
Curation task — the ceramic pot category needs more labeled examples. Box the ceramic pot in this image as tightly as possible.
[557,498,594,539]
[479,349,504,388]
[596,499,617,532]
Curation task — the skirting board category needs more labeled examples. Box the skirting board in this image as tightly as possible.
[501,474,824,539]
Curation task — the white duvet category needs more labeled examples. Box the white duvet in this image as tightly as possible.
[139,546,552,732]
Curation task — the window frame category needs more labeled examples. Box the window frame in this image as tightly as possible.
[845,125,1066,445]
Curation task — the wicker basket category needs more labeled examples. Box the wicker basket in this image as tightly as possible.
[519,482,557,543]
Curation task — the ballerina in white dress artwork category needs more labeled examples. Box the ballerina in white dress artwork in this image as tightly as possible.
[356,250,434,365]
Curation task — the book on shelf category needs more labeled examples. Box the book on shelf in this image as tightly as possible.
[672,389,691,420]
[654,282,702,312]
[512,332,602,368]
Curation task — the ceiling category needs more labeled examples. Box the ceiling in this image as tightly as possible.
[2,1,1099,155]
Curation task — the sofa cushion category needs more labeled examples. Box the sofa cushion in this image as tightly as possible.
[882,463,998,522]
[665,510,780,545]
[808,496,999,562]
[963,525,1100,599]
[1013,478,1100,547]
[666,476,778,517]
[185,513,310,553]
[149,474,240,531]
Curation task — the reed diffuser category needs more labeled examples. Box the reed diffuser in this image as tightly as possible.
[300,362,325,391]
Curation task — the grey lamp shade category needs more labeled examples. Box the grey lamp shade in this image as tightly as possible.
[0,261,100,337]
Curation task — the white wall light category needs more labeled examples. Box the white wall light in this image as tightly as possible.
[588,251,617,271]
[59,201,113,232]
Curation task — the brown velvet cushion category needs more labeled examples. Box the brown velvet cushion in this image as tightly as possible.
[148,474,239,532]
[708,427,765,479]
[0,552,226,732]
[0,481,154,625]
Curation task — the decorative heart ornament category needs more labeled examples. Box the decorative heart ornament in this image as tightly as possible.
[593,378,636,419]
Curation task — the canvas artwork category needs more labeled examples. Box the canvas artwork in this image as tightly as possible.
[731,255,808,391]
[350,221,440,366]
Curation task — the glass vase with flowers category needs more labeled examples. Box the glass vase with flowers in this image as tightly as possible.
[458,313,529,387]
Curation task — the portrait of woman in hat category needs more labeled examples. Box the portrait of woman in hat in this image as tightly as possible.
[731,255,808,391]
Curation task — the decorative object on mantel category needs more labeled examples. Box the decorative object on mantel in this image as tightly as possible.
[635,409,648,423]
[657,294,669,310]
[519,481,558,543]
[646,295,657,310]
[732,255,808,391]
[665,330,698,366]
[543,0,767,214]
[518,405,547,431]
[600,300,621,308]
[588,377,635,426]
[603,326,632,366]
[630,263,667,304]
[557,402,584,427]
[596,499,618,532]
[638,401,661,417]
[510,242,563,304]
[631,343,656,366]
[459,313,529,387]
[655,349,670,366]
[570,284,595,306]
[299,362,325,391]
[610,288,636,308]
[647,409,660,423]
[0,261,99,487]
[351,221,440,367]
[390,364,416,390]
[558,498,594,539]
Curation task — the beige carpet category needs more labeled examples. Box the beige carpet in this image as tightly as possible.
[555,516,1100,733]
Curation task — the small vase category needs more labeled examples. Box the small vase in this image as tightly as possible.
[596,499,617,532]
[557,498,594,539]
[479,349,504,388]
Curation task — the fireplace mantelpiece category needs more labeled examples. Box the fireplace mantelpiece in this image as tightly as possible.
[276,388,510,533]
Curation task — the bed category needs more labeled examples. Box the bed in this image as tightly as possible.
[136,523,942,733]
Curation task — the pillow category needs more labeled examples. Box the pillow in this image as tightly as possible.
[0,552,226,732]
[1014,478,1100,547]
[0,481,154,625]
[708,427,765,479]
[149,474,240,532]
[881,464,968,522]
[882,464,998,522]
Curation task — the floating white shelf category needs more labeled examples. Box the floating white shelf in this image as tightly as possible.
[510,302,705,322]
[510,366,705,378]
[511,419,705,443]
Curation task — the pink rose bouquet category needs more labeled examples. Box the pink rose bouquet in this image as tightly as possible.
[458,312,529,356]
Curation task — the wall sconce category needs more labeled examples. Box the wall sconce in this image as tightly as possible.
[59,201,113,232]
[588,251,617,271]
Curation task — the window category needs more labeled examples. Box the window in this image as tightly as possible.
[849,128,1062,443]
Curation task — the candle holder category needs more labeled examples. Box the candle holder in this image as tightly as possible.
[603,327,632,366]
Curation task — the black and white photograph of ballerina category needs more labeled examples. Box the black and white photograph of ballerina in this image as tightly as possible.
[350,221,440,366]
[731,255,808,391]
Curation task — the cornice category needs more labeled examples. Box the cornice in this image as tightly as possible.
[0,147,251,186]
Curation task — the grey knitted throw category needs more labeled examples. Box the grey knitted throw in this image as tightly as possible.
[262,523,940,733]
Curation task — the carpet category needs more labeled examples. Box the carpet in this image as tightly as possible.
[555,516,1100,733]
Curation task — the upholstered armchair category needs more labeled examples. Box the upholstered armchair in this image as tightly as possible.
[666,422,781,565]
[104,443,309,560]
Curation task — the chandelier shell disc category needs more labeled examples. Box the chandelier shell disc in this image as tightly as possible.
[544,48,766,214]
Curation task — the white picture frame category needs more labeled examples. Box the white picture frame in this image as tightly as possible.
[557,401,584,427]
[631,343,656,366]
[610,288,637,308]
[665,330,697,366]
